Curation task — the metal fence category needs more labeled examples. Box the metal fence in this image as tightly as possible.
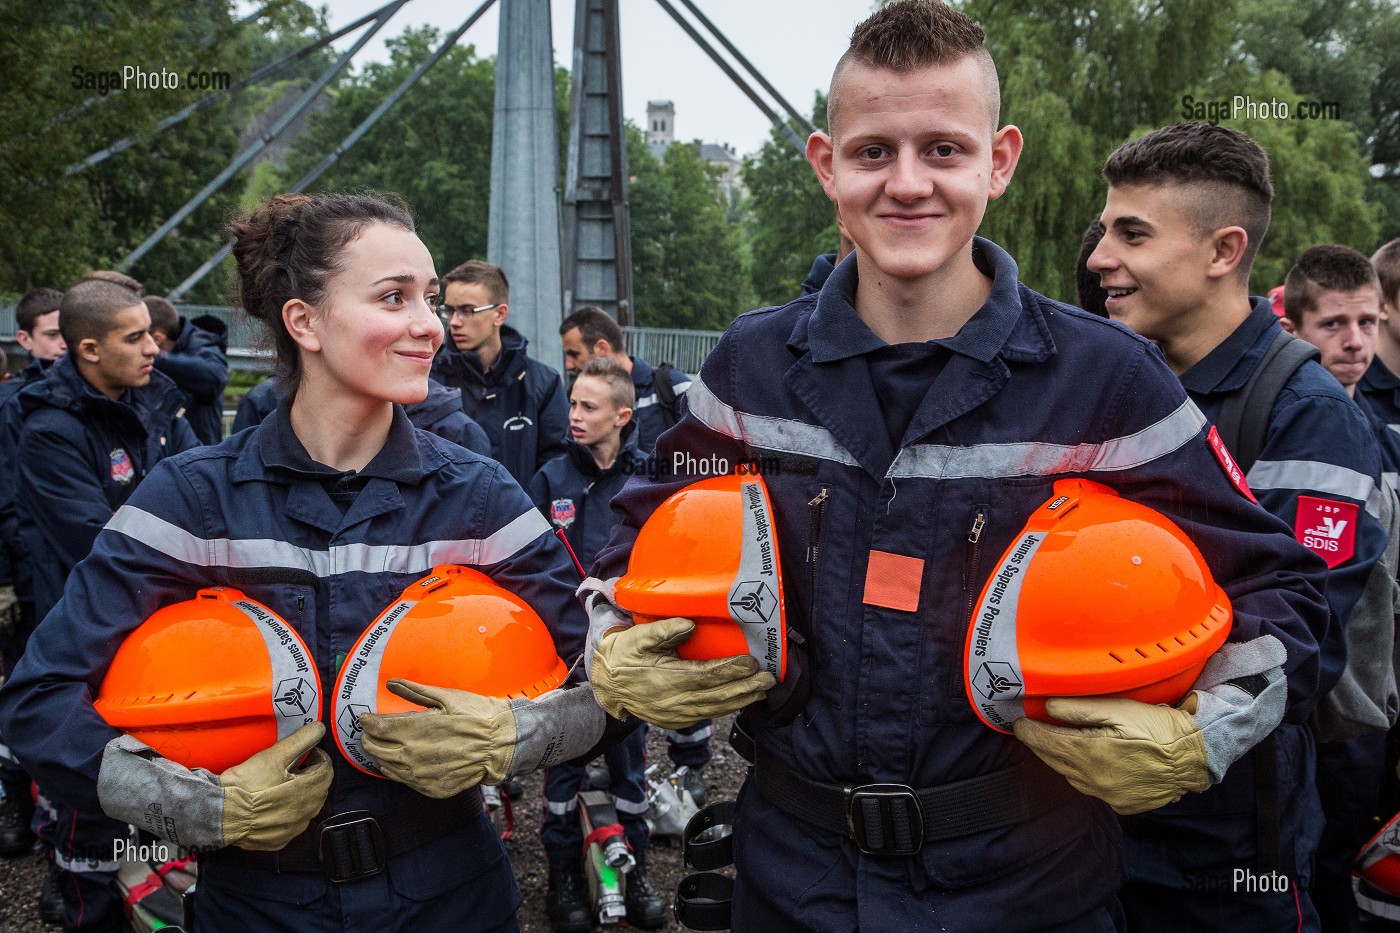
[0,304,722,375]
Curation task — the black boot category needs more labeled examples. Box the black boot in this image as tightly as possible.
[0,785,35,857]
[624,851,667,930]
[676,764,708,809]
[545,858,592,933]
[39,863,63,926]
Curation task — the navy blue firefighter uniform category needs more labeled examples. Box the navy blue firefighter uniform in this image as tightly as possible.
[0,401,599,931]
[591,239,1329,932]
[431,324,569,486]
[11,354,199,932]
[153,313,229,446]
[1120,298,1387,933]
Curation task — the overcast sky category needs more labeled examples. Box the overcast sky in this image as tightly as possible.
[307,0,870,158]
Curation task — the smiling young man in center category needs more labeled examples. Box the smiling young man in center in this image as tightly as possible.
[578,2,1330,930]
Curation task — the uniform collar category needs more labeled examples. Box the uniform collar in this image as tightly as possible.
[1364,357,1400,391]
[1179,298,1279,395]
[250,400,426,484]
[807,237,1023,364]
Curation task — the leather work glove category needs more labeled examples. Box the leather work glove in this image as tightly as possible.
[590,616,776,729]
[218,722,335,850]
[98,721,333,852]
[1012,696,1209,815]
[0,584,19,637]
[359,678,608,800]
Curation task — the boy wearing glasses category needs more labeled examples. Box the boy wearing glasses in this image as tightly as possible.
[432,259,569,486]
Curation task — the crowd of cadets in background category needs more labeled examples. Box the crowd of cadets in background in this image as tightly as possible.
[2,161,1400,933]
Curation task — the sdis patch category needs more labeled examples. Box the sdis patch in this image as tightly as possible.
[1296,496,1357,569]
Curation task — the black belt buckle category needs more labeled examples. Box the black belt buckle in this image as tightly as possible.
[317,810,386,883]
[845,783,924,856]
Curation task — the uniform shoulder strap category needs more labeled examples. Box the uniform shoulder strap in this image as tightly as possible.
[1213,329,1320,474]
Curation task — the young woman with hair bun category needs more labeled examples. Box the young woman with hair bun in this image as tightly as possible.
[0,191,614,931]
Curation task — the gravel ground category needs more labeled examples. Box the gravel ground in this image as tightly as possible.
[0,715,746,933]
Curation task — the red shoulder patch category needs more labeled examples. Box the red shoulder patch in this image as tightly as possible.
[1296,496,1359,569]
[1207,426,1258,504]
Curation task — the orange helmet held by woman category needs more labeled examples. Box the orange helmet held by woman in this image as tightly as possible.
[95,588,320,774]
[334,564,570,776]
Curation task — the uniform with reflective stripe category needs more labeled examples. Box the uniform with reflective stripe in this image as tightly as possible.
[0,403,594,931]
[1119,297,1386,933]
[593,240,1328,932]
[628,355,692,454]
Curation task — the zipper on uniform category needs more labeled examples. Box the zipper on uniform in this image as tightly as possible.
[807,488,829,625]
[298,595,306,612]
[954,509,987,697]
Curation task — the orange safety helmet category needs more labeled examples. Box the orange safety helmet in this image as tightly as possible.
[1356,811,1400,906]
[614,473,786,680]
[334,565,570,776]
[964,478,1232,733]
[95,588,321,774]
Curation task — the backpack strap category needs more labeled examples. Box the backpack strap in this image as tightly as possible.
[653,363,681,429]
[1213,329,1320,474]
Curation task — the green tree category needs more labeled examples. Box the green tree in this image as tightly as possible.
[627,124,753,329]
[0,0,330,300]
[740,93,836,306]
[963,0,1383,300]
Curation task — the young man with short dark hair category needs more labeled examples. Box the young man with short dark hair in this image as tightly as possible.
[1089,124,1385,932]
[13,279,199,932]
[431,259,568,485]
[1278,244,1399,930]
[145,295,229,446]
[582,4,1329,929]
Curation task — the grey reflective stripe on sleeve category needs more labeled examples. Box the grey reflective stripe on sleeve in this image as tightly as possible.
[635,393,660,410]
[685,375,860,467]
[106,505,552,575]
[1247,459,1381,518]
[891,399,1206,480]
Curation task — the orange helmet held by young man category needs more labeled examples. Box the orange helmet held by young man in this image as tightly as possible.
[94,588,321,774]
[1355,810,1400,918]
[964,478,1232,733]
[614,472,786,680]
[334,564,570,776]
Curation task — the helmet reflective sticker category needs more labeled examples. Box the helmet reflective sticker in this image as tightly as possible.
[729,477,783,678]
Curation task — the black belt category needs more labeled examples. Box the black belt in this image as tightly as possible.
[213,789,484,883]
[756,745,1077,857]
